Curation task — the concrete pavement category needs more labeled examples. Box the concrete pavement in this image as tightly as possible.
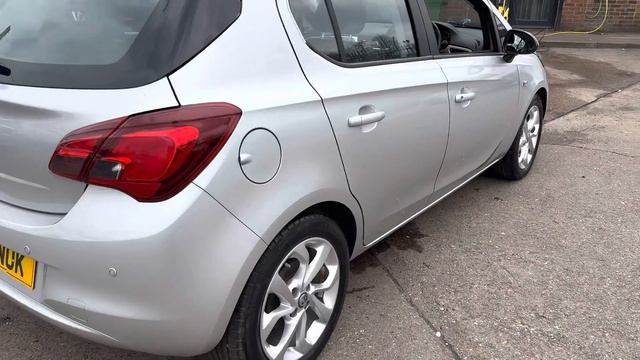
[538,48,640,119]
[0,49,638,360]
[538,32,640,49]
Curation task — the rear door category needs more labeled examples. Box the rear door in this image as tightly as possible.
[281,0,450,244]
[423,0,520,192]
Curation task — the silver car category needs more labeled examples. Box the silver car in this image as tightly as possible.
[0,0,547,358]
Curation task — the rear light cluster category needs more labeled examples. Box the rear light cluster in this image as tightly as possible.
[49,103,242,202]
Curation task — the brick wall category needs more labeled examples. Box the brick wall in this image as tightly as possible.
[560,0,640,31]
[427,0,477,22]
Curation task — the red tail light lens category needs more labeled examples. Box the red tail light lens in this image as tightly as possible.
[49,103,242,202]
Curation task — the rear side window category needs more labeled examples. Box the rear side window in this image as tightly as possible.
[289,0,418,64]
[0,0,241,89]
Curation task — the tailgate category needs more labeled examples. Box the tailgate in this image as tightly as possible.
[0,79,179,213]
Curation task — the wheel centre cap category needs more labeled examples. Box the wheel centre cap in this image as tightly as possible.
[298,292,310,309]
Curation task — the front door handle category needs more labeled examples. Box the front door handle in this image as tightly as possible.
[455,92,476,103]
[348,111,386,127]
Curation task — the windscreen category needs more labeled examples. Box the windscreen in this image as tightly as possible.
[0,0,241,89]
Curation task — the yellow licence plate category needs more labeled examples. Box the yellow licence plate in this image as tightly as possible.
[0,245,36,289]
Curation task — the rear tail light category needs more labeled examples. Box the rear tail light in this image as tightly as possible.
[49,103,241,202]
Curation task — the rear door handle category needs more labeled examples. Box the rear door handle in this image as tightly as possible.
[348,111,386,127]
[455,92,476,103]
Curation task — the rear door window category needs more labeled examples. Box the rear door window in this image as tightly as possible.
[0,0,241,89]
[332,0,418,63]
[289,0,419,64]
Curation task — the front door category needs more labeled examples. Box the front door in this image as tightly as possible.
[423,0,520,192]
[435,56,520,191]
[281,0,450,244]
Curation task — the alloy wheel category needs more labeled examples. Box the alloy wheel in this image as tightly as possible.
[517,105,541,170]
[260,237,340,360]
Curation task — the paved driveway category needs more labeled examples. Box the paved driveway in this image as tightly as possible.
[323,82,640,359]
[1,49,638,360]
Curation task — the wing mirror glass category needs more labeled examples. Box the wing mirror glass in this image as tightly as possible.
[503,29,539,63]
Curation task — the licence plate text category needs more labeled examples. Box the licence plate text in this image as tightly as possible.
[0,245,36,289]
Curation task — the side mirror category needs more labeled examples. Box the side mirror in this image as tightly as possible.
[503,29,539,63]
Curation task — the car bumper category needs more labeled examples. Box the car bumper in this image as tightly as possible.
[0,184,266,356]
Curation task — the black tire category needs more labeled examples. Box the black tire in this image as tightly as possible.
[204,214,349,360]
[491,95,544,180]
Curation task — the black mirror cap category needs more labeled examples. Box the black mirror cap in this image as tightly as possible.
[503,29,539,63]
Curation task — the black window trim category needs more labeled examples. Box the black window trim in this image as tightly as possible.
[419,0,506,60]
[301,0,436,69]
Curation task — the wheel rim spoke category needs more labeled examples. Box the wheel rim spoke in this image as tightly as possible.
[290,243,310,268]
[310,264,339,294]
[523,122,535,152]
[269,314,304,360]
[309,293,332,323]
[303,243,330,288]
[261,305,294,340]
[518,135,528,165]
[269,274,296,307]
[295,311,313,353]
[286,244,310,293]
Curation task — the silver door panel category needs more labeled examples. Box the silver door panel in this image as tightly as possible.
[279,2,450,245]
[435,55,520,191]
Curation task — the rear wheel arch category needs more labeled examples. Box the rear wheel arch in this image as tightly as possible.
[295,201,358,257]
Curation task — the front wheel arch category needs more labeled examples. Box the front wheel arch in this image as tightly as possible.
[536,87,548,118]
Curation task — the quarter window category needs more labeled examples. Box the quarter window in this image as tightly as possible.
[289,0,418,64]
[289,0,341,61]
[495,14,508,44]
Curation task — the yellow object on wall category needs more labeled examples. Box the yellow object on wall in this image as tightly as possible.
[498,4,509,21]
